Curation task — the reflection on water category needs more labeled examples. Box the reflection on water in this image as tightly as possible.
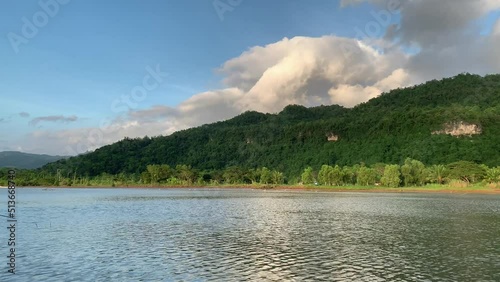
[1,188,499,281]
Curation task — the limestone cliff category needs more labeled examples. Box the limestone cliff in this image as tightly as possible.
[432,121,482,137]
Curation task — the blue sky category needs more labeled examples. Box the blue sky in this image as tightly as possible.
[1,1,370,134]
[0,0,499,155]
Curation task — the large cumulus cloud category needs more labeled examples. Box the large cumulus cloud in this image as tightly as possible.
[223,36,410,112]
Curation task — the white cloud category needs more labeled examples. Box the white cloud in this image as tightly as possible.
[329,68,410,106]
[225,36,410,112]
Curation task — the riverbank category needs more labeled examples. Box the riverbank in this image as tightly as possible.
[24,184,500,194]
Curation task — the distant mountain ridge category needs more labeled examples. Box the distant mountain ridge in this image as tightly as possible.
[0,151,67,169]
[41,74,500,179]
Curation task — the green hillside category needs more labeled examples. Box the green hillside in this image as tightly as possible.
[0,151,66,169]
[41,74,500,181]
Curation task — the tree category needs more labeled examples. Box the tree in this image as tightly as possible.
[428,164,447,184]
[381,165,401,188]
[176,165,196,184]
[116,172,128,185]
[342,166,357,185]
[485,167,500,183]
[158,165,172,182]
[447,161,486,183]
[318,165,333,185]
[356,167,377,186]
[246,168,261,184]
[223,166,244,184]
[401,158,426,186]
[146,165,160,184]
[330,165,344,186]
[372,163,387,183]
[301,167,315,185]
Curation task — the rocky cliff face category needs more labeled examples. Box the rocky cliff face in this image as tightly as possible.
[432,121,482,137]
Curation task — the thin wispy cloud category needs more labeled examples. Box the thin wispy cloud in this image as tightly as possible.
[29,115,79,126]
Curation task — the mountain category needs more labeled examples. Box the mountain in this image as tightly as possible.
[0,151,67,169]
[41,74,500,180]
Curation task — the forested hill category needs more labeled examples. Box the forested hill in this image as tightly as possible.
[42,74,500,179]
[0,151,66,169]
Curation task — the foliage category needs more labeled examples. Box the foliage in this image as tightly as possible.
[223,166,244,184]
[318,165,344,186]
[7,158,500,189]
[318,165,332,186]
[401,158,426,186]
[258,167,270,184]
[485,167,500,183]
[427,165,447,184]
[446,161,486,183]
[271,170,285,185]
[381,165,401,188]
[356,167,377,186]
[301,167,315,185]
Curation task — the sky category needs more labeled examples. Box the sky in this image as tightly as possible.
[0,0,499,155]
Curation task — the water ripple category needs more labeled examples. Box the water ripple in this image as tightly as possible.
[1,189,499,281]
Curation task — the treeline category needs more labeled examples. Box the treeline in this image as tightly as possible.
[301,159,499,187]
[4,158,500,188]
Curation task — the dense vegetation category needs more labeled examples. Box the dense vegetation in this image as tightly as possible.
[0,151,66,169]
[3,159,500,189]
[17,73,500,187]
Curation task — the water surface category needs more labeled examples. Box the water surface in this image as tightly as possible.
[1,188,499,281]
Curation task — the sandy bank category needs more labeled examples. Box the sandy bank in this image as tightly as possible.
[22,184,500,195]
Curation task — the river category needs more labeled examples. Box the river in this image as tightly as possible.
[1,188,499,281]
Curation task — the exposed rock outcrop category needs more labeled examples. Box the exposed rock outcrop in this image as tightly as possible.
[432,121,482,137]
[326,133,339,142]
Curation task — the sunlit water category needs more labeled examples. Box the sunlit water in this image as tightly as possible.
[0,188,499,281]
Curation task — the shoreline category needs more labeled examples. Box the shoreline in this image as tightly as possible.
[22,184,500,195]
